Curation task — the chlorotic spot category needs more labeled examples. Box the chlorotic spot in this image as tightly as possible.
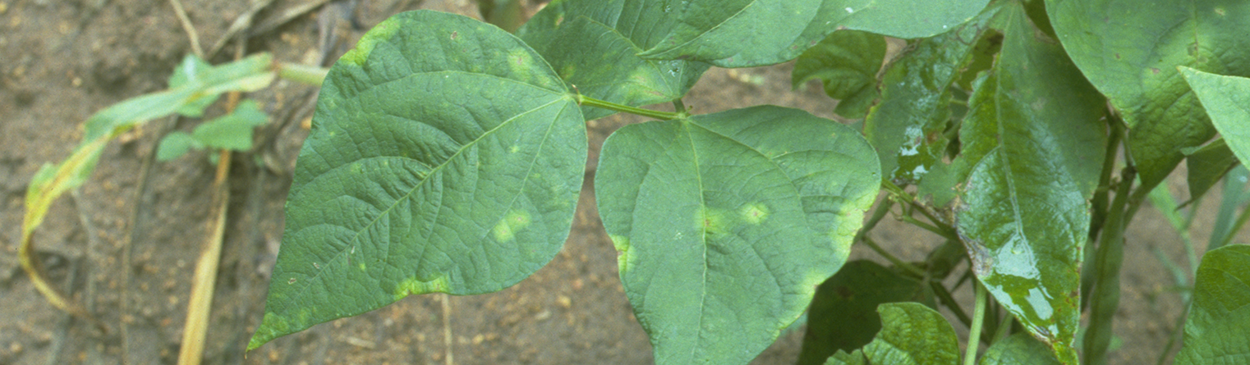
[493,210,532,242]
[358,262,367,272]
[394,275,450,300]
[739,203,769,225]
[609,234,630,252]
[695,206,728,237]
[510,145,520,153]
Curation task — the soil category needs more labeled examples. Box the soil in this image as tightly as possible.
[0,0,1241,364]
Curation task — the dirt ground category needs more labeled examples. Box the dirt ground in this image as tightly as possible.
[0,0,1241,364]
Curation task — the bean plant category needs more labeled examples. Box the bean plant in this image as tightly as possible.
[247,0,1250,364]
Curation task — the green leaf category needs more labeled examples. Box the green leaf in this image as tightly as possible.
[517,0,709,120]
[191,99,269,151]
[1175,244,1250,364]
[81,53,275,144]
[596,106,879,364]
[865,4,1001,188]
[979,333,1063,365]
[952,5,1106,364]
[156,132,202,161]
[822,302,959,365]
[791,30,887,119]
[169,55,218,117]
[638,0,992,67]
[1046,0,1250,191]
[1184,139,1238,204]
[1181,68,1250,165]
[798,260,925,365]
[249,10,585,350]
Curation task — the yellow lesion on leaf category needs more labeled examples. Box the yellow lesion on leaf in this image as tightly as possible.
[393,275,450,301]
[492,210,532,242]
[739,202,769,225]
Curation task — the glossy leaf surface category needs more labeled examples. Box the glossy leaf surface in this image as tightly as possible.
[639,0,991,67]
[798,260,925,365]
[979,333,1063,365]
[518,0,709,120]
[822,303,959,365]
[952,5,1106,363]
[1176,245,1250,364]
[1047,0,1250,191]
[865,5,1000,187]
[791,30,886,119]
[597,106,879,364]
[249,11,586,350]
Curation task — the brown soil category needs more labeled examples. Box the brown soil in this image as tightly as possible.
[0,0,1238,364]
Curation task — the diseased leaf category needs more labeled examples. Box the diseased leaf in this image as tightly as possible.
[798,260,925,365]
[980,333,1063,365]
[1183,139,1238,204]
[596,106,879,365]
[952,5,1106,364]
[822,303,959,365]
[1175,245,1250,364]
[865,4,1001,188]
[638,0,991,67]
[1047,0,1250,191]
[249,11,585,350]
[791,30,887,119]
[518,0,709,120]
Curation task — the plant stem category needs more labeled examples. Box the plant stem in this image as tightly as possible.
[1084,166,1136,365]
[931,280,972,327]
[861,236,926,277]
[577,94,682,120]
[965,282,987,365]
[1217,204,1250,249]
[277,62,329,86]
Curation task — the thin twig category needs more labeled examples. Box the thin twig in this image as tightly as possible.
[178,45,245,365]
[168,0,204,58]
[442,294,454,365]
[119,115,176,365]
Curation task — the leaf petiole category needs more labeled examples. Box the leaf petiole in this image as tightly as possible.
[575,93,683,120]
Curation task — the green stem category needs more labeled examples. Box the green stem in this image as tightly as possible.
[901,215,959,241]
[965,282,987,365]
[277,62,329,86]
[861,236,926,277]
[991,311,1013,342]
[1083,119,1123,311]
[931,280,972,328]
[1084,166,1136,365]
[577,94,681,120]
[1218,204,1250,249]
